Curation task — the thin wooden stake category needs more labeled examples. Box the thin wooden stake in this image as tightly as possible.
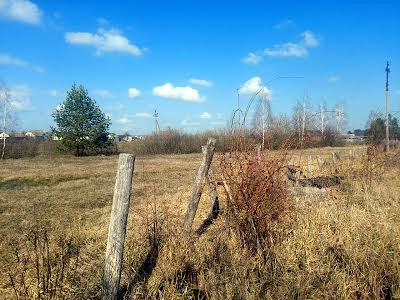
[183,138,216,232]
[256,144,261,164]
[307,155,312,178]
[102,154,135,300]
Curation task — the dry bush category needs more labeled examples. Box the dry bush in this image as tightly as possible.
[3,227,82,299]
[218,146,294,250]
[117,129,257,155]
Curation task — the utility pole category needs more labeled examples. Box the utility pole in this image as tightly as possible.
[385,61,390,152]
[262,93,265,150]
[320,103,325,138]
[153,109,160,134]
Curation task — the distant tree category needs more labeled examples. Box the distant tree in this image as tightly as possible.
[389,116,400,140]
[0,81,17,160]
[52,84,111,156]
[367,117,385,144]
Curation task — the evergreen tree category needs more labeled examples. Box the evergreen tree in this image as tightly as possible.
[52,84,111,156]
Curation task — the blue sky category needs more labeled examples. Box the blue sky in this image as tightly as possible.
[1,0,399,134]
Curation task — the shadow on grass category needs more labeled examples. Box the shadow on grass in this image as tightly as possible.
[0,175,88,189]
[118,242,160,300]
[195,199,220,235]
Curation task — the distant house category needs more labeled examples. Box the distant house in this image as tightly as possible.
[0,132,9,140]
[116,134,144,142]
[24,130,47,141]
[340,133,367,143]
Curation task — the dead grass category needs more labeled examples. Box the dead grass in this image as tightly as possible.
[0,147,399,299]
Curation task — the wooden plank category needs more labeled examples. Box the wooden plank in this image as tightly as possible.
[183,138,216,231]
[102,153,135,300]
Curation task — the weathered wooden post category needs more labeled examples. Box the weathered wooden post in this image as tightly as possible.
[256,144,261,164]
[331,152,337,165]
[307,155,313,178]
[316,155,323,169]
[202,145,219,217]
[183,138,216,232]
[102,153,135,300]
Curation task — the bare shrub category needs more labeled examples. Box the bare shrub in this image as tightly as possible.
[219,148,294,249]
[4,227,81,299]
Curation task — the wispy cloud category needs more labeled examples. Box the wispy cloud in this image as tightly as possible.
[273,19,295,30]
[239,76,271,98]
[0,53,44,73]
[0,0,42,24]
[242,52,263,65]
[264,42,307,57]
[135,112,152,118]
[65,28,143,56]
[153,83,203,102]
[302,31,319,48]
[128,87,141,98]
[117,115,133,125]
[200,112,211,119]
[9,84,32,111]
[189,78,213,87]
[181,119,200,126]
[244,30,320,63]
[328,75,340,83]
[264,31,319,58]
[49,89,58,97]
[93,89,113,98]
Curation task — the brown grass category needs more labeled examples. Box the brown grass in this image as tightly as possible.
[0,147,399,299]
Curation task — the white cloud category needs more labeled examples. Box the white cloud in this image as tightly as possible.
[264,42,308,57]
[49,89,58,97]
[247,30,319,59]
[65,28,143,56]
[189,78,213,87]
[200,112,211,119]
[274,19,295,30]
[242,52,262,65]
[8,85,32,111]
[0,0,42,24]
[117,115,132,125]
[153,83,203,102]
[135,112,152,118]
[128,87,141,98]
[181,119,200,126]
[93,89,113,98]
[302,30,319,48]
[328,75,340,83]
[0,53,44,73]
[239,77,271,98]
[210,121,225,125]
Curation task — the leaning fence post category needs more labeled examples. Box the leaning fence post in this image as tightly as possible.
[202,145,219,217]
[102,154,135,300]
[183,138,216,232]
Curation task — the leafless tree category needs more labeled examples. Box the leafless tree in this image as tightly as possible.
[0,81,16,160]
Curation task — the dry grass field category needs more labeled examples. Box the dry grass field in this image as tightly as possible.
[0,147,399,299]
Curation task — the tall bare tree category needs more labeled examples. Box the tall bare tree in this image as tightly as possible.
[0,82,12,160]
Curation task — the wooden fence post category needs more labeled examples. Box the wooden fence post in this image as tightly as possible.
[307,155,313,178]
[317,155,323,169]
[202,145,219,217]
[183,138,216,232]
[102,154,135,300]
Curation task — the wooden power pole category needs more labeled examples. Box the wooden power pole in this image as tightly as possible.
[385,61,390,152]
